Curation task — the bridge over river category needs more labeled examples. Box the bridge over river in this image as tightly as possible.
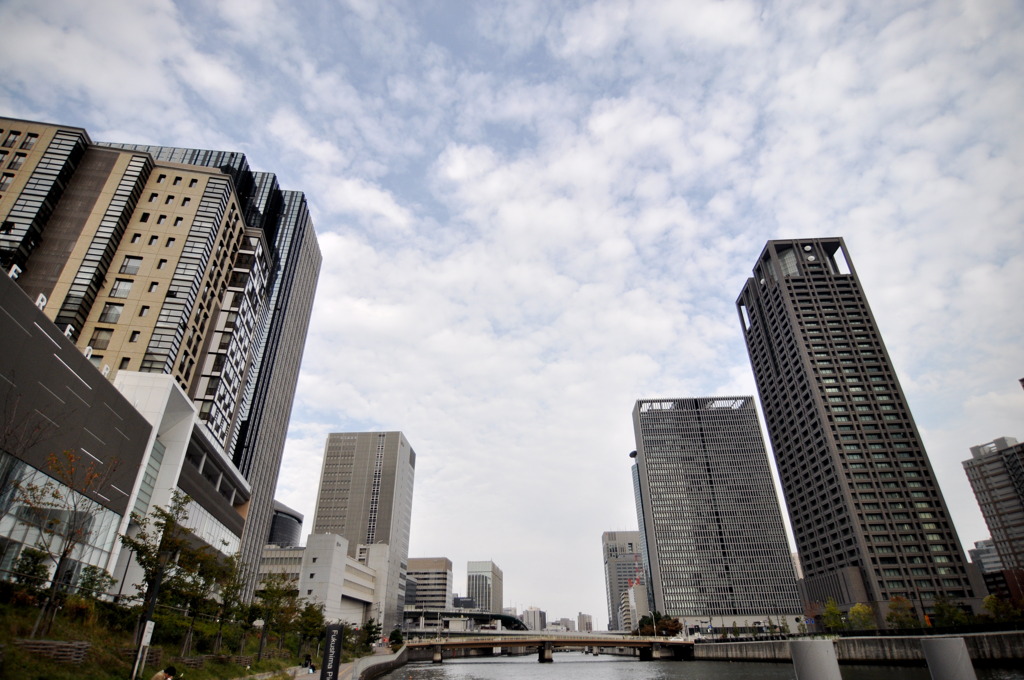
[406,634,693,663]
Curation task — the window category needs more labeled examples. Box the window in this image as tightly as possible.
[140,212,150,223]
[120,256,142,274]
[148,282,158,293]
[129,330,141,343]
[98,303,123,323]
[148,235,158,245]
[0,173,13,191]
[173,176,182,186]
[157,258,167,270]
[8,153,26,170]
[181,197,190,206]
[110,279,133,298]
[130,233,141,244]
[189,178,198,187]
[165,195,174,205]
[166,237,175,247]
[157,174,166,183]
[173,217,183,226]
[157,215,166,224]
[2,131,20,147]
[20,133,38,150]
[149,192,158,202]
[139,306,150,317]
[119,357,131,370]
[88,328,113,350]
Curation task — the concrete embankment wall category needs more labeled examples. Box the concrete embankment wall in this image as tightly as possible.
[693,632,1024,665]
[353,646,408,679]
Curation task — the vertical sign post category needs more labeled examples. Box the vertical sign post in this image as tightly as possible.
[320,624,344,680]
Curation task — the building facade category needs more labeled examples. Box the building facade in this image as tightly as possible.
[602,530,644,631]
[312,432,416,630]
[631,397,801,628]
[0,116,321,599]
[737,237,976,621]
[964,437,1024,571]
[268,500,304,548]
[407,557,453,610]
[467,560,504,614]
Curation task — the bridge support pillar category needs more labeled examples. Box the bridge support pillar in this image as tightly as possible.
[432,646,443,664]
[538,642,553,663]
[639,645,654,661]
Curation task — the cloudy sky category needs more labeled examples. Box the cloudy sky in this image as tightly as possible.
[2,0,1022,627]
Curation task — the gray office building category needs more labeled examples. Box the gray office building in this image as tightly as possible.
[312,431,416,630]
[602,531,644,631]
[737,238,975,621]
[631,397,801,626]
[467,560,504,614]
[964,437,1024,571]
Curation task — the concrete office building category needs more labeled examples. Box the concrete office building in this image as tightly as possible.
[602,530,644,631]
[259,533,377,624]
[737,237,976,621]
[521,606,546,631]
[968,539,1004,575]
[407,557,453,610]
[578,612,593,632]
[312,432,416,631]
[0,117,321,598]
[467,560,504,614]
[631,397,801,628]
[965,437,1024,570]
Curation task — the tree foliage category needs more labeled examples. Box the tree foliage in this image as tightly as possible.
[885,596,919,629]
[848,603,875,630]
[982,594,1021,623]
[636,610,682,636]
[931,596,969,628]
[822,598,845,631]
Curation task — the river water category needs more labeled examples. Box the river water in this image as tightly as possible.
[384,652,1024,680]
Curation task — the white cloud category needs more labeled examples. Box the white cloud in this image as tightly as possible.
[6,0,1024,627]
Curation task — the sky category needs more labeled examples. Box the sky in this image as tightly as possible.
[2,0,1022,628]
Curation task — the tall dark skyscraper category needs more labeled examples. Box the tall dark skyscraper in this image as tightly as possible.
[737,237,975,621]
[631,397,801,627]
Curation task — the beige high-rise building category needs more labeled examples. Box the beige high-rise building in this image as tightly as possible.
[0,117,321,599]
[312,432,416,631]
[407,557,453,610]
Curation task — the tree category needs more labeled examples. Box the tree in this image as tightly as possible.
[77,565,116,599]
[822,598,844,632]
[212,552,249,655]
[931,596,969,628]
[885,596,919,629]
[388,627,404,650]
[15,449,120,637]
[254,571,300,660]
[356,618,382,652]
[297,602,326,657]
[848,603,875,630]
[119,491,197,644]
[636,611,682,636]
[982,594,1021,623]
[12,546,49,589]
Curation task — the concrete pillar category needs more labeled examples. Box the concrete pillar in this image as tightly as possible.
[538,642,553,663]
[921,637,977,680]
[432,646,443,663]
[790,640,841,680]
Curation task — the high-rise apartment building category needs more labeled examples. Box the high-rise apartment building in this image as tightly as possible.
[601,531,644,631]
[407,557,454,610]
[737,237,975,621]
[0,117,321,598]
[631,397,801,627]
[964,437,1024,570]
[467,560,504,614]
[312,431,416,630]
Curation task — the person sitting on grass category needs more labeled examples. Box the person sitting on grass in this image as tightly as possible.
[151,666,177,680]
